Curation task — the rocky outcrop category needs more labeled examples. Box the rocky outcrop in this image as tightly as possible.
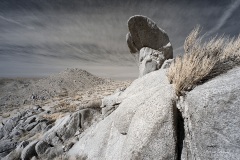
[3,141,29,160]
[1,66,240,160]
[21,141,38,160]
[68,66,240,160]
[126,15,173,77]
[0,104,101,159]
[0,140,17,158]
[100,88,125,117]
[0,107,54,159]
[178,67,240,160]
[69,69,179,160]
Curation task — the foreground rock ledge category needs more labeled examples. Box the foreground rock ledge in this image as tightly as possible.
[179,67,240,160]
[69,67,240,160]
[1,67,240,159]
[69,69,178,159]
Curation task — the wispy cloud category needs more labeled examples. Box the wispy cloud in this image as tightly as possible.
[206,0,240,36]
[0,15,34,30]
[174,0,240,53]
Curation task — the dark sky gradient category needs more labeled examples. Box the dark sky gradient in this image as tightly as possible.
[0,0,239,79]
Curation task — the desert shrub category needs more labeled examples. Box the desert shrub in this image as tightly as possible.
[168,26,240,96]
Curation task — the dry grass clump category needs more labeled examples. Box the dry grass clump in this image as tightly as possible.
[42,112,65,121]
[168,26,240,96]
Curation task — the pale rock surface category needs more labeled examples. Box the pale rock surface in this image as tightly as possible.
[68,69,178,160]
[21,140,38,160]
[43,112,80,145]
[0,140,17,158]
[35,140,51,156]
[3,141,29,160]
[100,88,125,117]
[178,67,240,160]
[161,59,173,69]
[139,47,165,77]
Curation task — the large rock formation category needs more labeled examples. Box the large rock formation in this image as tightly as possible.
[1,67,240,160]
[126,15,173,77]
[178,67,240,160]
[68,66,240,160]
[69,69,178,159]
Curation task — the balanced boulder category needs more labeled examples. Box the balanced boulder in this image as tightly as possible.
[126,15,173,76]
[127,15,173,57]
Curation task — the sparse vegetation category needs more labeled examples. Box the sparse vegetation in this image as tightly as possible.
[52,154,88,160]
[168,26,240,96]
[42,112,65,121]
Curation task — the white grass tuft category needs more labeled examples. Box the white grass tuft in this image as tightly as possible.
[168,26,240,96]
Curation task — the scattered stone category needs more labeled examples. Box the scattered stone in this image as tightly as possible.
[25,122,39,131]
[25,115,37,124]
[59,112,81,141]
[161,59,173,69]
[21,141,38,160]
[17,141,29,150]
[35,141,51,155]
[38,108,45,112]
[43,146,64,159]
[2,141,29,160]
[44,124,54,132]
[43,112,81,145]
[3,116,20,136]
[31,156,38,160]
[9,128,24,138]
[0,140,17,158]
[79,109,100,129]
[101,90,123,117]
[33,105,40,110]
[64,142,75,152]
[2,113,10,118]
[30,122,47,133]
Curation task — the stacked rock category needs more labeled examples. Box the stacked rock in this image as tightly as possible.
[126,15,173,77]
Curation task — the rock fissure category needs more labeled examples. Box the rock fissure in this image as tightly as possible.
[174,102,185,160]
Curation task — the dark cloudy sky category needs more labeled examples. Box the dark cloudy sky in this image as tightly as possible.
[0,0,239,79]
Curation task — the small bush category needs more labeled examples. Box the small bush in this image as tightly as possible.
[168,26,240,96]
